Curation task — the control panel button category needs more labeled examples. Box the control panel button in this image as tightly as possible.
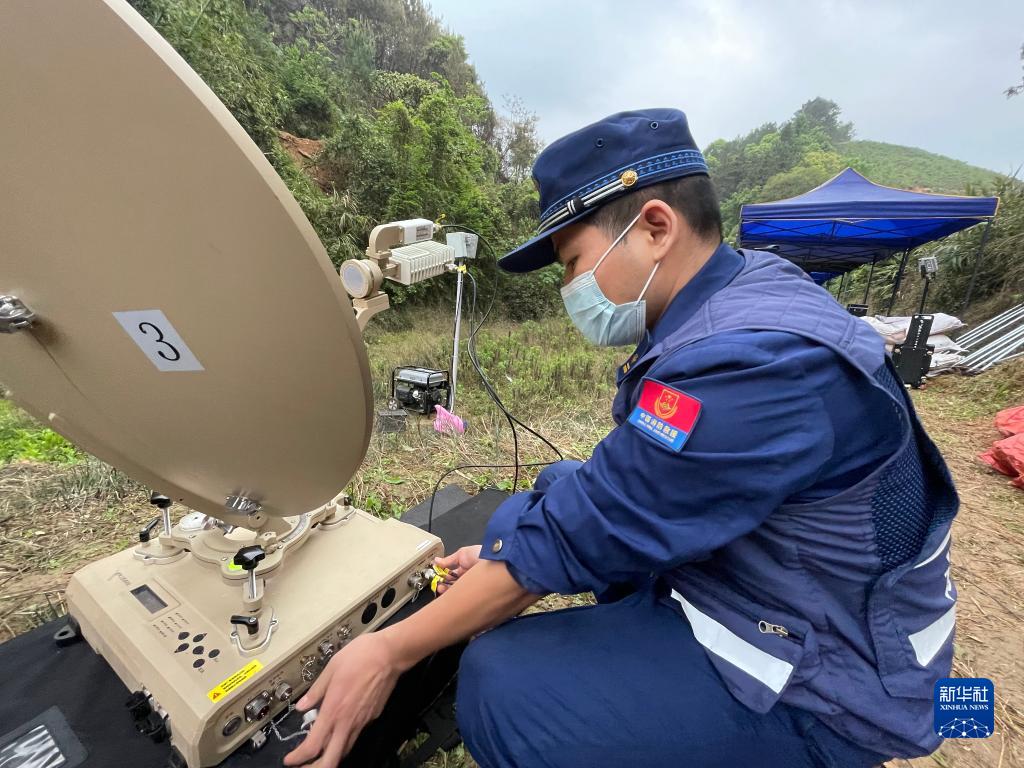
[222,715,242,737]
[175,643,188,653]
[193,658,205,669]
[193,633,206,642]
[209,649,220,658]
[177,631,189,640]
[192,646,205,655]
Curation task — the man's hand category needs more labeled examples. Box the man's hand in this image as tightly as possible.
[283,633,401,767]
[433,545,482,594]
[283,558,539,767]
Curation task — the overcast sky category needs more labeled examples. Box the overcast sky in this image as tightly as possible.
[428,0,1024,173]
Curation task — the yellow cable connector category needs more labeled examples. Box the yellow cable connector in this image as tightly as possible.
[435,213,447,226]
[456,264,467,273]
[429,565,450,594]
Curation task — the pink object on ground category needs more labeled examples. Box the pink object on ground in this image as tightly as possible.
[433,405,466,434]
[979,405,1024,490]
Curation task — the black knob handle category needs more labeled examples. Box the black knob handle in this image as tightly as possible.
[125,690,151,720]
[233,545,266,571]
[137,711,169,743]
[149,492,172,509]
[139,516,161,543]
[230,614,259,637]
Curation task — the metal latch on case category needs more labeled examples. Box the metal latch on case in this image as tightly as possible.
[0,295,35,333]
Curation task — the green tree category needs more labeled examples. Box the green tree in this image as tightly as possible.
[1007,42,1024,97]
[132,0,549,316]
[130,0,288,149]
[495,96,542,183]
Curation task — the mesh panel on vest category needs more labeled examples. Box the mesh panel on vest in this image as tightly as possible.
[870,362,954,569]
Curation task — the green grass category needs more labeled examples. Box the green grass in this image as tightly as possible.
[840,140,1002,193]
[0,314,626,529]
[0,399,80,464]
[3,312,1024,768]
[914,358,1024,421]
[347,312,626,519]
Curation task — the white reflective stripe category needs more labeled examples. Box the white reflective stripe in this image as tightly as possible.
[908,605,956,667]
[670,590,794,695]
[914,529,952,569]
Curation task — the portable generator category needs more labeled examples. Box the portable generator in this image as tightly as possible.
[392,367,450,414]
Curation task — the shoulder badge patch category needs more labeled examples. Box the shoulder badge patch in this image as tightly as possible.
[627,380,702,452]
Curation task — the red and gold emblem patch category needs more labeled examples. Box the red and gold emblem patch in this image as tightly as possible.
[654,389,679,420]
[628,380,702,452]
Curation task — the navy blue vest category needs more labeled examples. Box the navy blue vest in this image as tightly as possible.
[613,249,958,757]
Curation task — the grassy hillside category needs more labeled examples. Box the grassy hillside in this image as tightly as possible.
[840,139,1002,193]
[707,98,1021,319]
[708,99,1007,234]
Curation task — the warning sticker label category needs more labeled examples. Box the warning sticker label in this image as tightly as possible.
[207,659,262,702]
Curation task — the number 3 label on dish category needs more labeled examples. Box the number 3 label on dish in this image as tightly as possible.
[113,310,204,372]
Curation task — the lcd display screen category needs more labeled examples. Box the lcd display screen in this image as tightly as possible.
[130,584,167,614]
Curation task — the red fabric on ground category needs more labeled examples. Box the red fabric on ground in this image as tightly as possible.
[979,420,1024,490]
[994,405,1024,437]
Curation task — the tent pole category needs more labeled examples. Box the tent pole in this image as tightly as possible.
[837,272,848,304]
[960,219,993,316]
[886,249,912,316]
[863,256,877,305]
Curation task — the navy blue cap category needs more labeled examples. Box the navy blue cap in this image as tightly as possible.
[499,108,709,273]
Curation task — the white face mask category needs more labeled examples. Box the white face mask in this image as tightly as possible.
[559,212,660,347]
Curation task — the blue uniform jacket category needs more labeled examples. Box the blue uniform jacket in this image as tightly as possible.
[478,244,958,758]
[480,244,898,597]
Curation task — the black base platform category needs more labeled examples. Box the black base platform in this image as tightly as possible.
[0,488,505,768]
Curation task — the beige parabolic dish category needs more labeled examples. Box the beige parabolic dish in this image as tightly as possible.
[0,0,373,518]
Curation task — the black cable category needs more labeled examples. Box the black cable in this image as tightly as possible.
[443,226,563,463]
[426,461,558,535]
[464,263,521,493]
[424,225,565,532]
[465,271,563,464]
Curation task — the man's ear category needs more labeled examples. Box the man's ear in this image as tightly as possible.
[637,199,680,263]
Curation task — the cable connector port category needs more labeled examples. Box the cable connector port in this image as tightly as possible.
[407,569,431,591]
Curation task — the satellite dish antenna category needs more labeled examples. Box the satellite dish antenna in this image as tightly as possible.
[0,5,444,765]
[0,0,373,524]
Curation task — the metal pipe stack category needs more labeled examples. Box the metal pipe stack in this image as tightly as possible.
[956,302,1024,374]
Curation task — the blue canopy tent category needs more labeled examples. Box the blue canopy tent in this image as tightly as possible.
[739,168,999,313]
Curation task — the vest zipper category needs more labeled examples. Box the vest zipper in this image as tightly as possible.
[669,580,807,641]
[758,620,791,638]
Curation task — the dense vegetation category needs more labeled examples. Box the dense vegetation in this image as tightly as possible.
[124,3,1020,323]
[705,97,1002,237]
[128,0,559,319]
[842,141,1002,193]
[706,97,1020,319]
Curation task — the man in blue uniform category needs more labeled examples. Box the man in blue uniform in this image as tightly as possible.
[286,109,959,768]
